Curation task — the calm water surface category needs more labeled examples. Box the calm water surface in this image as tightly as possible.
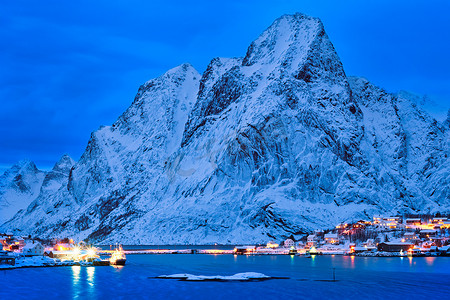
[1,255,450,299]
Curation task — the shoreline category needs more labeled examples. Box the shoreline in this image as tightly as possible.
[2,252,449,271]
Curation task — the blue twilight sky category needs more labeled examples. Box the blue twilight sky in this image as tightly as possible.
[1,0,449,172]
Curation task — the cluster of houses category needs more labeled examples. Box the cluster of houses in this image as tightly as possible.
[0,234,83,266]
[1,233,46,261]
[291,216,450,256]
[235,215,450,256]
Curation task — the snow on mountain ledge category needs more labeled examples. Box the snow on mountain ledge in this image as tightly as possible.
[2,13,449,244]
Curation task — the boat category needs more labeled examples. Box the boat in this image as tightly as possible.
[109,246,126,266]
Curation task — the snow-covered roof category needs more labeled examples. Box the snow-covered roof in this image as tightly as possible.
[324,233,338,239]
[235,245,255,249]
[23,243,43,250]
[420,229,437,233]
[49,250,73,254]
[383,242,413,245]
[353,247,368,251]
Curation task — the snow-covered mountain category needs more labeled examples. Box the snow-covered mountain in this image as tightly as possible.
[2,13,449,244]
[0,155,75,225]
[0,160,45,224]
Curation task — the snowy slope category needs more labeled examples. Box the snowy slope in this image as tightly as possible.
[0,160,45,224]
[2,13,449,244]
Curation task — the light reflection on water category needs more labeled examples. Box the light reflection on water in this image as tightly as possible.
[71,265,96,299]
[87,267,95,287]
[87,267,96,299]
[71,266,81,299]
[425,257,435,266]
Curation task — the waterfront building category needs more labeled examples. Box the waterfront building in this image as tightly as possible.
[234,246,256,255]
[324,233,339,244]
[307,234,319,247]
[22,241,45,257]
[377,242,413,252]
[0,250,15,266]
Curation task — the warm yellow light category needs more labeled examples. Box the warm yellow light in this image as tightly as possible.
[87,248,96,257]
[73,247,81,256]
[266,242,279,249]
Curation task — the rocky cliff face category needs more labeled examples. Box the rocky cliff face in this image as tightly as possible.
[2,13,448,244]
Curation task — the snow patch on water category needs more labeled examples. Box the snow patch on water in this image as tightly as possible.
[157,272,271,281]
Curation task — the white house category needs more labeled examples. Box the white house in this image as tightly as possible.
[22,241,45,256]
[284,239,295,248]
[324,233,339,244]
[307,235,319,247]
[403,232,418,241]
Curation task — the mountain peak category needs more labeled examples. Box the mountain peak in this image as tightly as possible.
[10,160,40,176]
[52,154,75,173]
[242,13,323,67]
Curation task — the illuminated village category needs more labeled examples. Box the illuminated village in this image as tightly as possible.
[1,214,450,269]
[0,236,126,269]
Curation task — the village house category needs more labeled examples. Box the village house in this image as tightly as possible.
[403,232,418,241]
[373,216,382,224]
[384,217,401,223]
[324,233,339,244]
[432,217,448,224]
[307,234,319,247]
[352,246,375,254]
[46,250,75,260]
[284,239,295,248]
[405,218,421,226]
[419,229,437,239]
[22,241,45,257]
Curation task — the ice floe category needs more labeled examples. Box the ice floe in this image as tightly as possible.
[156,272,279,281]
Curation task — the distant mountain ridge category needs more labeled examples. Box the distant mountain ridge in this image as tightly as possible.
[1,13,449,244]
[0,155,74,224]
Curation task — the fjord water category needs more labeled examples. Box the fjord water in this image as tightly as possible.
[2,255,450,299]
